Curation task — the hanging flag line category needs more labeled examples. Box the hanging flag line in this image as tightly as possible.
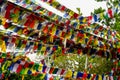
[1,21,120,58]
[29,0,120,43]
[7,1,120,43]
[0,15,118,47]
[0,0,119,79]
[40,0,120,19]
[4,0,120,44]
[0,31,120,61]
[0,1,119,59]
[0,8,118,50]
[0,11,117,45]
[0,2,118,45]
[39,0,120,26]
[0,54,120,80]
[0,1,119,43]
[7,0,120,36]
[0,13,120,58]
[0,51,119,79]
[39,0,120,40]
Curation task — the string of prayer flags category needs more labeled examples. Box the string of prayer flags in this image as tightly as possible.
[0,1,119,45]
[0,16,118,51]
[8,0,119,30]
[40,0,119,23]
[0,56,119,80]
[0,34,120,60]
[5,0,118,42]
[0,0,119,79]
[0,25,119,53]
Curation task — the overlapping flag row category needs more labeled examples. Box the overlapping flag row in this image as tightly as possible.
[40,0,120,19]
[2,19,120,58]
[0,0,119,79]
[1,17,118,50]
[0,53,120,80]
[0,33,120,60]
[0,2,119,47]
[39,0,120,24]
[8,0,120,32]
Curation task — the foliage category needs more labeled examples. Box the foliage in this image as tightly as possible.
[3,73,45,80]
[51,54,114,75]
[95,0,120,33]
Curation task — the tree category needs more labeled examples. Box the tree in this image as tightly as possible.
[94,0,120,33]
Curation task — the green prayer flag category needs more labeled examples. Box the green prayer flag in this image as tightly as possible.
[20,69,25,75]
[10,13,16,18]
[118,61,120,66]
[17,40,22,49]
[2,53,6,58]
[104,13,108,19]
[52,68,59,74]
[38,44,42,51]
[33,63,39,70]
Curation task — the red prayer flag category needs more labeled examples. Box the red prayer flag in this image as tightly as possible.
[108,9,113,18]
[73,13,79,19]
[43,26,48,34]
[16,65,22,73]
[60,69,65,75]
[49,67,54,74]
[77,49,82,54]
[24,62,29,68]
[11,38,16,43]
[118,48,120,53]
[24,19,31,27]
[48,11,53,16]
[60,6,66,11]
[29,20,35,28]
[5,4,14,19]
[4,22,9,29]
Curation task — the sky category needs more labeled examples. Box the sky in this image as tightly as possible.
[35,0,107,17]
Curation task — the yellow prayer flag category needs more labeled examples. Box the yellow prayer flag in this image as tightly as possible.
[12,15,19,23]
[24,68,29,74]
[1,18,6,25]
[100,13,104,19]
[38,64,43,72]
[94,39,98,46]
[41,46,46,51]
[8,26,15,30]
[22,75,24,80]
[83,18,87,23]
[0,40,6,52]
[51,26,56,35]
[17,29,22,35]
[65,69,72,78]
[50,36,54,43]
[69,11,74,16]
[20,44,26,50]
